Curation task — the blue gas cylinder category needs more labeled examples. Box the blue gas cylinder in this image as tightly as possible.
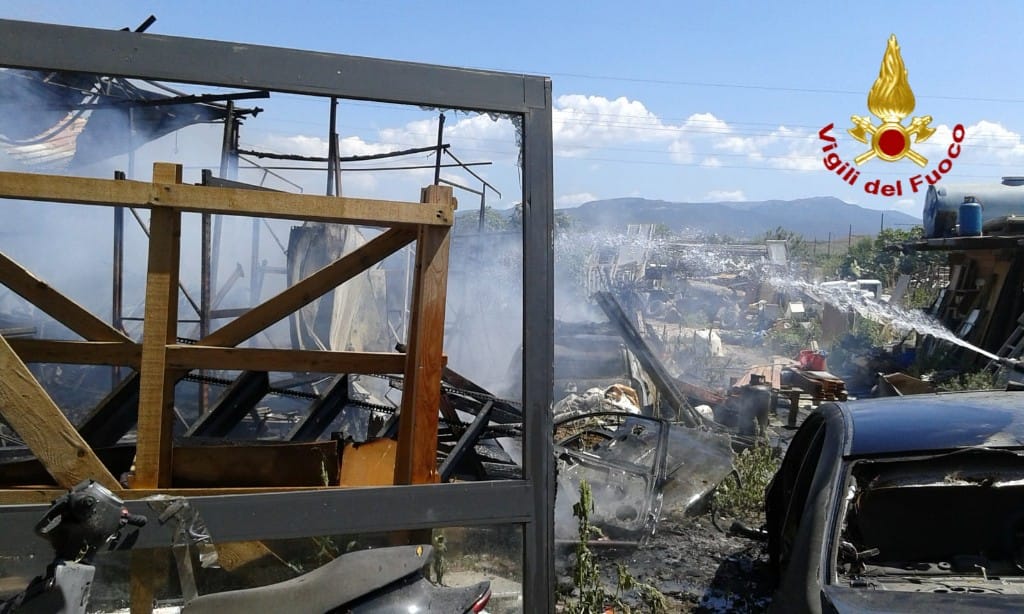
[959,196,983,236]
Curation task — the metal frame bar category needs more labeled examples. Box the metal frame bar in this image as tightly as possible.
[0,18,554,611]
[0,481,534,554]
[0,20,548,112]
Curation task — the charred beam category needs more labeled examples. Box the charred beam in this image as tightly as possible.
[78,372,140,448]
[439,400,493,483]
[593,291,703,427]
[287,375,349,441]
[185,371,270,438]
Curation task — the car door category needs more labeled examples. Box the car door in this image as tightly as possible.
[766,412,827,576]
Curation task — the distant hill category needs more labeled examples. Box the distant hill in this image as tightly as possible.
[556,196,921,239]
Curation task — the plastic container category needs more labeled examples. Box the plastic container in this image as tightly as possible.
[798,349,827,371]
[923,178,1023,238]
[958,195,983,237]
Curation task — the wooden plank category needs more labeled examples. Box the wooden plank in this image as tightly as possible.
[152,161,183,184]
[133,189,182,489]
[0,335,120,489]
[130,549,164,614]
[213,541,282,572]
[7,339,141,366]
[200,227,416,347]
[166,345,405,373]
[394,185,454,485]
[0,250,131,343]
[341,439,398,487]
[0,169,455,228]
[172,441,339,487]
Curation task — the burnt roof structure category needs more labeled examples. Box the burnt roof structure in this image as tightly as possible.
[0,19,555,611]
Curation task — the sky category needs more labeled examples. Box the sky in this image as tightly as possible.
[3,1,1024,216]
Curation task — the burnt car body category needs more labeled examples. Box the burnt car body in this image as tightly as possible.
[554,412,733,541]
[766,391,1024,613]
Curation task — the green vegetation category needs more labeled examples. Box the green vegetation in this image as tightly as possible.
[938,369,1002,392]
[712,441,780,523]
[766,320,821,357]
[561,480,669,614]
[818,227,943,289]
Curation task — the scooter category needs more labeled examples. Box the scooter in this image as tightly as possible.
[1,481,491,613]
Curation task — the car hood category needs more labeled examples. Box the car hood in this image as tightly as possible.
[824,586,1024,613]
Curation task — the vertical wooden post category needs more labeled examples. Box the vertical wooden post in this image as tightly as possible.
[133,163,183,489]
[129,549,166,614]
[394,185,454,485]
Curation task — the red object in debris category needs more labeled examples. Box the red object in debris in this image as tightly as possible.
[798,349,827,371]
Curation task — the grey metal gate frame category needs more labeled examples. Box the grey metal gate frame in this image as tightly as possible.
[0,19,555,612]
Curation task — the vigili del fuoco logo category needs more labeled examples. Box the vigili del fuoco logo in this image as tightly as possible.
[818,35,966,198]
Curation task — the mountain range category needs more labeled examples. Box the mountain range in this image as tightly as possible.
[556,197,921,239]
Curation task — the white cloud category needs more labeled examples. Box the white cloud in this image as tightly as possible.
[712,124,820,171]
[684,112,731,135]
[339,172,378,194]
[553,94,677,156]
[379,113,515,152]
[556,192,598,207]
[916,120,1024,166]
[704,189,746,202]
[668,140,693,164]
[551,95,826,172]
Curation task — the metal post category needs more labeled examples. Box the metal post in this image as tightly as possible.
[112,171,125,387]
[250,219,261,309]
[478,186,486,233]
[521,85,555,614]
[433,113,445,186]
[212,101,238,303]
[127,108,135,179]
[327,97,338,197]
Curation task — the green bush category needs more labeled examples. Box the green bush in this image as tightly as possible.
[712,442,780,523]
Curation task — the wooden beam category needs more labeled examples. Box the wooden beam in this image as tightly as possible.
[130,549,165,614]
[394,185,454,485]
[134,166,182,489]
[166,345,405,374]
[0,250,131,343]
[6,339,141,366]
[200,227,416,347]
[0,335,120,489]
[0,169,455,228]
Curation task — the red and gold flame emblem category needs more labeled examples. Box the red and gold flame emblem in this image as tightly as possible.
[848,35,935,167]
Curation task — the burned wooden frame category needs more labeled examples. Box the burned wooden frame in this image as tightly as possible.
[0,18,555,612]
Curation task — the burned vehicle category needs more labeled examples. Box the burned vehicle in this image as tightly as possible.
[766,391,1024,613]
[554,411,733,541]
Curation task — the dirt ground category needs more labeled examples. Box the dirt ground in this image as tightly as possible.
[616,514,775,612]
